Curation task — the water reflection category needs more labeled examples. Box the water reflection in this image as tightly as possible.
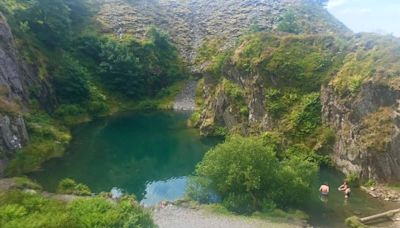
[141,177,187,206]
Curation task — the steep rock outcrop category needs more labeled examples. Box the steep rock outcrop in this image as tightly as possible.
[322,35,400,182]
[0,14,30,175]
[322,82,400,182]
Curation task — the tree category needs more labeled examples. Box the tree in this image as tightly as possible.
[17,0,72,47]
[53,56,90,104]
[193,136,318,213]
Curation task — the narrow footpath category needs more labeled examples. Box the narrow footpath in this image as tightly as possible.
[173,80,197,111]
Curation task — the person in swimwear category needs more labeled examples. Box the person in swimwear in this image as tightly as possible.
[338,181,351,199]
[319,182,330,203]
[319,182,330,196]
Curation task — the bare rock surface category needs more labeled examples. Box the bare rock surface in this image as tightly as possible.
[0,14,31,176]
[361,185,400,202]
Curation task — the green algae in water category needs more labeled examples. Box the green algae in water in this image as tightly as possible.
[29,111,220,206]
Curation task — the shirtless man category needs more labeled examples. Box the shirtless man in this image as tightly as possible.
[319,182,330,196]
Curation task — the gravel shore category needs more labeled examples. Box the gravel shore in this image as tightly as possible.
[153,205,301,228]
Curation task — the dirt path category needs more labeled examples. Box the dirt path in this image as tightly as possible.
[173,80,197,111]
[153,205,301,228]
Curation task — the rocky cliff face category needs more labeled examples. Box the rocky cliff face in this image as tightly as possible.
[194,32,400,182]
[322,83,400,182]
[321,35,400,182]
[94,0,348,65]
[0,14,30,175]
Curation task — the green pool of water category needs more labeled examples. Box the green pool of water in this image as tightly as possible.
[29,111,398,226]
[29,111,219,206]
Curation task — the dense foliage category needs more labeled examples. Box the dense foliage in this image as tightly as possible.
[75,28,184,98]
[0,190,155,228]
[1,0,185,118]
[189,137,318,214]
[58,178,92,196]
[277,9,302,34]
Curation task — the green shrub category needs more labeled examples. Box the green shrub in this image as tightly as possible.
[222,193,254,215]
[13,177,42,190]
[211,126,229,137]
[0,190,78,228]
[277,9,302,34]
[0,190,155,228]
[54,104,89,125]
[186,176,214,204]
[363,179,376,187]
[68,196,155,227]
[57,178,92,196]
[193,136,318,213]
[345,216,367,228]
[345,173,360,188]
[54,55,91,104]
[188,111,201,127]
[284,92,322,139]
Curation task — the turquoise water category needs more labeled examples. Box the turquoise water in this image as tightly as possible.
[29,111,219,206]
[29,111,398,226]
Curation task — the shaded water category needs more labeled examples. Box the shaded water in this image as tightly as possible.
[306,167,399,227]
[30,111,219,206]
[30,111,398,226]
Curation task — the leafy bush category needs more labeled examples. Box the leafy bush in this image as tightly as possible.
[53,55,91,104]
[196,38,229,78]
[284,92,322,139]
[58,178,92,196]
[0,190,155,228]
[0,190,78,228]
[277,9,302,34]
[345,173,360,188]
[76,29,185,99]
[68,196,155,227]
[13,177,42,190]
[186,176,215,204]
[193,136,318,213]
